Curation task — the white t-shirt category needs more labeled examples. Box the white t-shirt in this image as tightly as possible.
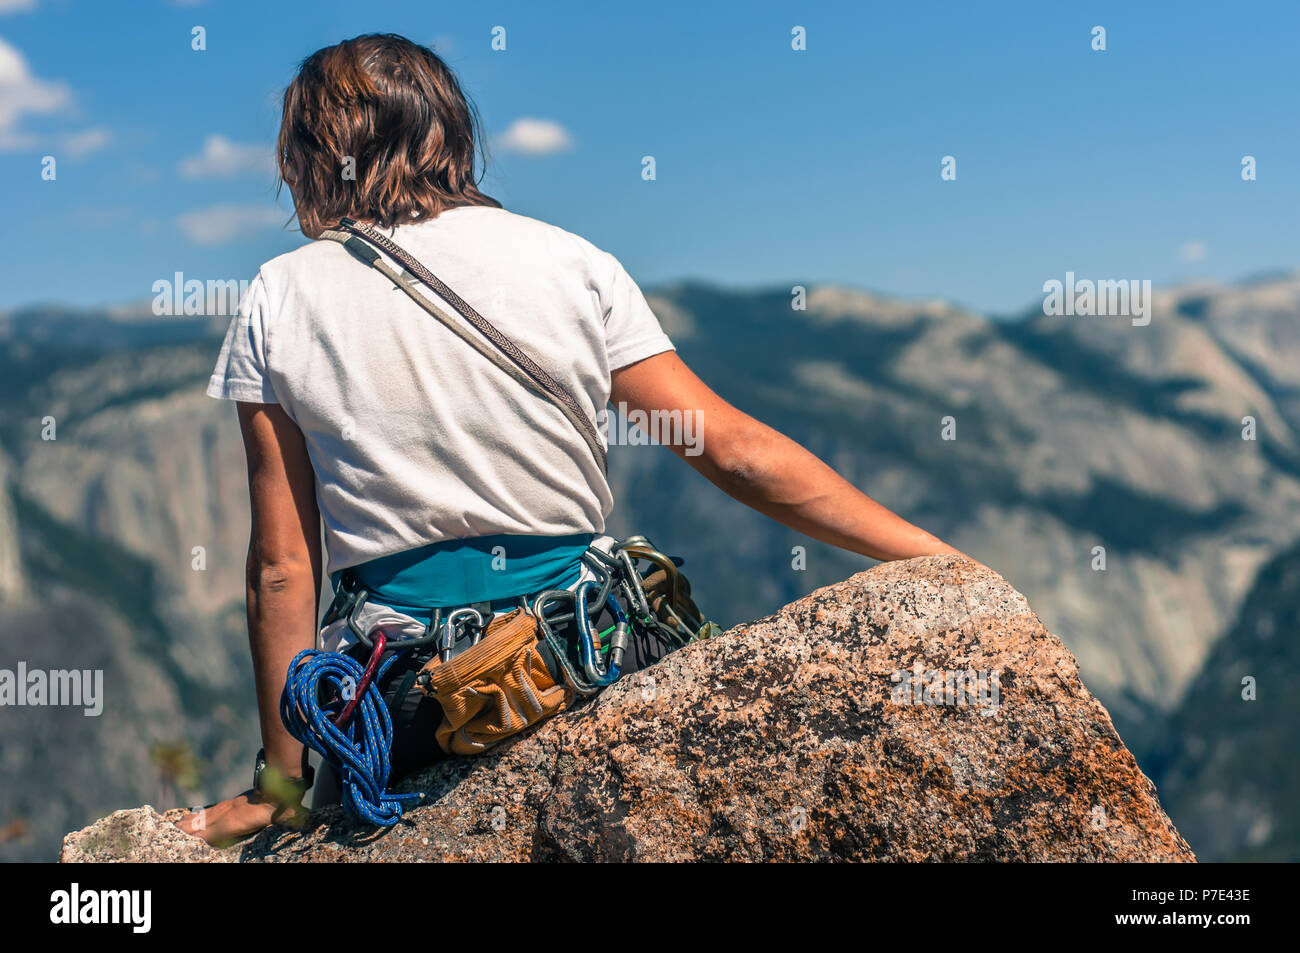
[206,205,674,577]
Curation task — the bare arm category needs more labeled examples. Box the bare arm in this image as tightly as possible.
[610,352,962,562]
[177,401,321,843]
[237,400,322,781]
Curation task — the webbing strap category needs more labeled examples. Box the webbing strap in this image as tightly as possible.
[317,218,607,474]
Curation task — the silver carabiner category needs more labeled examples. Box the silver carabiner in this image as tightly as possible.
[532,589,601,697]
[616,548,652,621]
[440,607,484,662]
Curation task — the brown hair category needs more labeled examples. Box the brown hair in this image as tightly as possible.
[277,33,500,238]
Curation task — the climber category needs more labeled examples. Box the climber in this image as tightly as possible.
[175,32,964,845]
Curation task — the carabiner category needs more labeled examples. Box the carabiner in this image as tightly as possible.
[575,580,624,687]
[333,629,388,728]
[532,589,600,697]
[623,543,705,638]
[620,544,681,615]
[578,550,617,609]
[439,607,483,662]
[615,549,653,622]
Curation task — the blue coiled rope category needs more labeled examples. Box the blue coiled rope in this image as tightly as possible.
[280,647,421,826]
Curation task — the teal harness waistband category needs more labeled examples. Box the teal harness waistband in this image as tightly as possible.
[330,533,592,614]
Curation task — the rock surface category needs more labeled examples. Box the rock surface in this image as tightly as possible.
[61,556,1194,862]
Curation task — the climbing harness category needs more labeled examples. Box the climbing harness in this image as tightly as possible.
[280,535,720,825]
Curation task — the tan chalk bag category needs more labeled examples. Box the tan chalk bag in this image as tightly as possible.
[415,608,573,756]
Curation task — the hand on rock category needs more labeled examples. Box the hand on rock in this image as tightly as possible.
[173,789,307,848]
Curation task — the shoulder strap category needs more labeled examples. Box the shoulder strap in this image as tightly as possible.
[317,217,606,474]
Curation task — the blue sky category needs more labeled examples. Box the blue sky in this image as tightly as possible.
[1,0,1298,316]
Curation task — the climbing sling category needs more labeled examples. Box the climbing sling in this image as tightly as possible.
[317,217,607,474]
[280,220,723,824]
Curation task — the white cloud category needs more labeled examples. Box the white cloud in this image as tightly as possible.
[0,0,38,15]
[1180,240,1207,263]
[496,118,574,157]
[0,36,71,151]
[179,134,274,179]
[176,204,284,245]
